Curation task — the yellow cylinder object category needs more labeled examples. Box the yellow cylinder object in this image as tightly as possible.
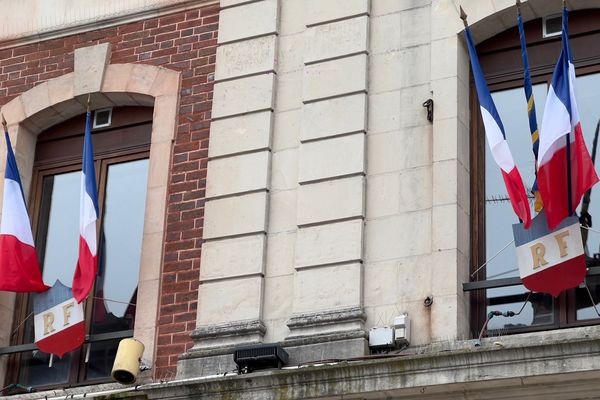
[112,338,145,384]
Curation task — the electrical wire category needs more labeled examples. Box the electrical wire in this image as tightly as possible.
[471,239,515,278]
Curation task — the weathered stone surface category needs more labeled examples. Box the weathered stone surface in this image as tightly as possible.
[301,93,367,142]
[212,73,275,119]
[304,0,369,26]
[295,220,363,268]
[298,133,365,183]
[199,234,266,282]
[209,111,273,158]
[204,192,268,239]
[206,151,271,198]
[297,176,364,225]
[73,43,111,96]
[303,54,367,102]
[304,16,368,64]
[215,35,277,80]
[218,0,278,44]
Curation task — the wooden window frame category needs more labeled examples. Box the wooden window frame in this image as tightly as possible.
[6,107,152,390]
[469,10,600,337]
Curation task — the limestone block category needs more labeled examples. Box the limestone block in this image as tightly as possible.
[431,37,459,81]
[209,111,273,158]
[218,0,278,44]
[275,71,303,112]
[263,275,294,320]
[297,176,364,226]
[368,127,432,176]
[270,148,298,191]
[200,234,266,282]
[432,76,469,126]
[221,0,254,7]
[295,219,363,268]
[399,6,430,48]
[366,173,400,219]
[305,0,369,26]
[215,35,277,81]
[432,117,468,164]
[431,204,468,253]
[398,166,433,213]
[268,189,297,234]
[369,45,430,93]
[212,73,275,119]
[304,16,368,64]
[399,84,432,128]
[197,276,264,326]
[433,159,459,207]
[302,94,367,141]
[368,91,400,134]
[20,82,49,118]
[299,133,365,183]
[371,0,429,15]
[206,151,271,198]
[303,54,367,102]
[293,263,362,313]
[364,210,431,262]
[279,0,305,36]
[370,13,402,54]
[204,192,268,239]
[277,33,304,74]
[272,109,300,151]
[266,231,296,278]
[73,43,111,97]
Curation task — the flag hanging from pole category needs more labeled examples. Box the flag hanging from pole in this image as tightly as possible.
[537,7,599,230]
[517,7,543,213]
[0,126,49,293]
[464,25,532,228]
[72,108,99,303]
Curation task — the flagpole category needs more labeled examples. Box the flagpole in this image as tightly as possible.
[563,1,573,217]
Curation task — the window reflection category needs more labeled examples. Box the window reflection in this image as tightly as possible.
[38,172,80,287]
[485,72,600,326]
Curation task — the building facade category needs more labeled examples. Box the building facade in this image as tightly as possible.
[1,0,600,399]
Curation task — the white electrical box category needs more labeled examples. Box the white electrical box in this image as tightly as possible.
[393,314,410,346]
[368,326,394,349]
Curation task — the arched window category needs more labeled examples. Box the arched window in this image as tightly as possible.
[7,106,151,389]
[470,9,600,335]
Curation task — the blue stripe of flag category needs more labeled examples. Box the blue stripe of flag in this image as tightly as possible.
[464,27,506,139]
[549,8,572,115]
[518,13,539,159]
[4,131,26,203]
[83,111,99,216]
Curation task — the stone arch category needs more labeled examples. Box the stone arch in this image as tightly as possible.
[0,62,181,367]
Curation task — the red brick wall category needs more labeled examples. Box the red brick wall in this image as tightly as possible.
[0,4,218,381]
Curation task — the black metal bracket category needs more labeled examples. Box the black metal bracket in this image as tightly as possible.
[422,99,434,122]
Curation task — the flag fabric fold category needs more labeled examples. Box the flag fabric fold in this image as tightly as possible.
[537,7,599,230]
[464,26,532,228]
[0,131,49,292]
[72,110,99,303]
[517,12,543,213]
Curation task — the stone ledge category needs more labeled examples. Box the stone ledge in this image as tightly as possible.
[286,306,366,329]
[145,326,600,400]
[190,319,267,342]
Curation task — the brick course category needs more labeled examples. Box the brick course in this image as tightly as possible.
[0,3,219,381]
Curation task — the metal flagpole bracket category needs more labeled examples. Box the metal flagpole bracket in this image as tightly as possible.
[422,99,434,123]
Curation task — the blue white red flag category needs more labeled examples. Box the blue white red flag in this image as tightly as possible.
[537,7,599,230]
[34,280,84,357]
[72,110,99,303]
[513,211,585,296]
[0,131,49,292]
[464,26,532,228]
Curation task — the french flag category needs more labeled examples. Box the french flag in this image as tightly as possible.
[464,27,532,228]
[72,110,99,303]
[537,7,599,230]
[0,131,49,292]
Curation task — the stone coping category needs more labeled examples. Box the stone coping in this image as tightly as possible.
[142,325,600,399]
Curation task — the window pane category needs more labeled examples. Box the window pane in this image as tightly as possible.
[88,159,148,379]
[486,286,555,331]
[39,171,80,286]
[18,351,73,387]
